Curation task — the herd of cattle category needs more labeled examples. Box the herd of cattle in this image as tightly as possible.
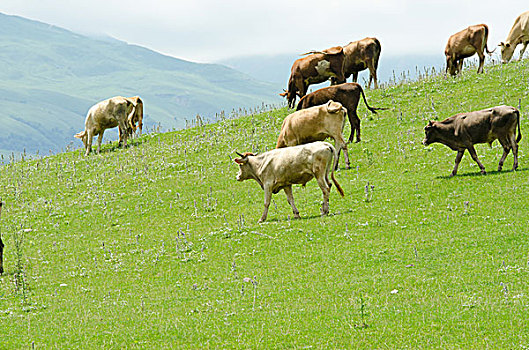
[71,11,528,222]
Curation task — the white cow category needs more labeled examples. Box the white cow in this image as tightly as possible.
[75,96,137,156]
[500,11,529,63]
[234,141,344,222]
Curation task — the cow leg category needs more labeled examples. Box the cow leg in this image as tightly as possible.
[352,72,359,83]
[348,111,361,143]
[85,130,94,156]
[367,61,378,89]
[467,146,486,174]
[510,134,519,171]
[457,59,464,75]
[518,42,528,61]
[451,150,465,176]
[0,236,4,275]
[334,138,350,170]
[96,132,104,154]
[497,138,511,171]
[283,186,300,219]
[259,186,272,223]
[476,51,485,74]
[315,173,331,215]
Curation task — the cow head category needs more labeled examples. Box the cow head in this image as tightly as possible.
[423,121,438,145]
[326,100,344,114]
[445,55,457,76]
[234,152,257,182]
[280,90,297,109]
[128,96,144,135]
[499,42,515,64]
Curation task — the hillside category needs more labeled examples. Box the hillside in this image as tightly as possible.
[1,59,529,347]
[0,13,281,157]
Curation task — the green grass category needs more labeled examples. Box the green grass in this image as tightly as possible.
[1,60,529,348]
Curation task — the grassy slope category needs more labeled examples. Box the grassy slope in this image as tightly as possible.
[0,60,529,348]
[0,13,281,155]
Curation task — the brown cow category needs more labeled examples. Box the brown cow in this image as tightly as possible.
[423,105,521,176]
[296,83,386,143]
[445,24,494,76]
[277,100,350,169]
[499,11,529,63]
[234,141,344,222]
[336,37,381,89]
[280,46,346,108]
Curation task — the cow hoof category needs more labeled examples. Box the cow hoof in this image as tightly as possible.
[345,165,351,170]
[258,218,266,223]
[293,214,301,219]
[450,172,457,177]
[497,167,503,172]
[481,171,487,175]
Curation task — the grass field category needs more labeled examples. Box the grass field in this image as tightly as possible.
[1,59,529,348]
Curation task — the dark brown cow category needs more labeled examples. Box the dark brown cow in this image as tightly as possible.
[296,83,386,143]
[280,46,346,108]
[423,105,521,176]
[445,24,494,76]
[335,37,381,89]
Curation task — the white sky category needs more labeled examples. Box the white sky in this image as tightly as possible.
[1,1,527,63]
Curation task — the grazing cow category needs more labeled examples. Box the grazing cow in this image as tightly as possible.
[277,100,350,169]
[280,46,346,108]
[75,96,137,156]
[423,105,521,176]
[500,11,529,63]
[445,24,494,76]
[336,37,381,89]
[297,83,386,143]
[234,141,344,222]
[0,202,3,275]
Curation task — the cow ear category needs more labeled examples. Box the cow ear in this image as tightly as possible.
[234,157,247,165]
[279,92,287,97]
[499,42,505,47]
[326,100,341,113]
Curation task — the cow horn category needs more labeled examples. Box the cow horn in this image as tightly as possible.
[300,50,325,56]
[236,151,245,158]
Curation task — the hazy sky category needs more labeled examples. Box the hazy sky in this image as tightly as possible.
[1,1,527,63]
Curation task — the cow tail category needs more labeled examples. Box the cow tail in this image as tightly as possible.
[483,24,496,55]
[374,38,382,70]
[516,109,522,143]
[359,85,387,114]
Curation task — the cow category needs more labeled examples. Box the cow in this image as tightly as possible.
[280,46,346,108]
[234,141,344,222]
[423,105,521,176]
[296,83,386,143]
[75,96,137,156]
[277,100,350,170]
[334,37,381,89]
[499,11,529,63]
[445,24,495,76]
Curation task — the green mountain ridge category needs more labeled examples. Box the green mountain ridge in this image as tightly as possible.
[0,13,281,156]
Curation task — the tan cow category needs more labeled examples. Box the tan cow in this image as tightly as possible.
[277,100,350,169]
[234,141,344,222]
[75,96,137,156]
[500,11,529,63]
[445,24,494,76]
[280,46,346,108]
[338,37,381,89]
[423,105,521,176]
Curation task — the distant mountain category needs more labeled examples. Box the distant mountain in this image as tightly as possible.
[217,53,446,88]
[0,13,282,157]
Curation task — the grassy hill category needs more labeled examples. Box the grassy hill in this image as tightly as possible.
[1,59,529,347]
[0,13,281,157]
